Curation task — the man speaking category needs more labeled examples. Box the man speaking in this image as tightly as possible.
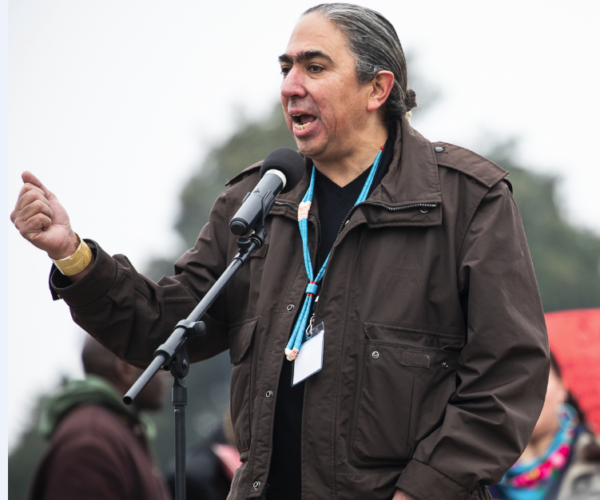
[11,4,549,500]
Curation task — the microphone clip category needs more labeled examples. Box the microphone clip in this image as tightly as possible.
[237,223,267,256]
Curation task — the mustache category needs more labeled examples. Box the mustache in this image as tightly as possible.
[287,98,319,117]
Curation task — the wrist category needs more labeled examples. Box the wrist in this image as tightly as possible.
[48,231,80,260]
[51,235,93,277]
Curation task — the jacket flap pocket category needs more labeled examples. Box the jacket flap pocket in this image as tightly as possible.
[229,317,259,364]
[364,322,464,351]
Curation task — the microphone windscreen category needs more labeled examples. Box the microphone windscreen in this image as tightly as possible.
[260,148,305,193]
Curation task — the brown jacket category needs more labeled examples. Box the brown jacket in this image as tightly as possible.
[51,119,549,500]
[29,404,171,500]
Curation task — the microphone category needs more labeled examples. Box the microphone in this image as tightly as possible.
[230,148,305,236]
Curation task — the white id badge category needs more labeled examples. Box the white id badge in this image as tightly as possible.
[292,322,325,386]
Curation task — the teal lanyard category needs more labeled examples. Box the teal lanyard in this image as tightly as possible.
[284,149,383,361]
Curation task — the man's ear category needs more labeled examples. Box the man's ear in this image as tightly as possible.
[367,71,394,112]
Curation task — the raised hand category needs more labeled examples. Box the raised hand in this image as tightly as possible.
[10,171,79,260]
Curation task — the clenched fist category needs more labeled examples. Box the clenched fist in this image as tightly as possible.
[10,171,82,262]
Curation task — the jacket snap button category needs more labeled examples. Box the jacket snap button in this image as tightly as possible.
[372,351,380,359]
[435,146,444,153]
[287,304,295,312]
[253,481,261,490]
[266,390,273,398]
[420,208,429,214]
[442,362,449,368]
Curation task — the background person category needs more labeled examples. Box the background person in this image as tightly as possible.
[488,354,600,500]
[28,336,172,500]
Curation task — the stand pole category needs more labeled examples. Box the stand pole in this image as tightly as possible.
[170,347,189,500]
[123,224,268,500]
[173,382,186,500]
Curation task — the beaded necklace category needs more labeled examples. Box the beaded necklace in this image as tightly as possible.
[284,148,383,361]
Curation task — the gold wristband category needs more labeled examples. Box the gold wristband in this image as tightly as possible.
[53,236,93,276]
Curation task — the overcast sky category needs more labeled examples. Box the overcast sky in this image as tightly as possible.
[8,0,600,450]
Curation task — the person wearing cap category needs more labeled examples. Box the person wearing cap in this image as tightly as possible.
[11,4,549,500]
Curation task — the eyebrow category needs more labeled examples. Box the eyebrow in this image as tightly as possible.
[278,50,334,65]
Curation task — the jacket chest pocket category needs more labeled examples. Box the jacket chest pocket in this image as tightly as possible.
[352,338,459,464]
[229,317,259,453]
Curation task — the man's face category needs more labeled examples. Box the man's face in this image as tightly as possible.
[530,366,567,441]
[280,13,373,161]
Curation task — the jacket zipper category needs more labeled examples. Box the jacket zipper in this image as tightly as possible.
[335,201,438,240]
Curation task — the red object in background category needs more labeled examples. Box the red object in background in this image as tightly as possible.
[546,309,600,433]
[212,444,242,481]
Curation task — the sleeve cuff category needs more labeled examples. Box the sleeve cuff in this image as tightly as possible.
[396,459,474,500]
[49,239,118,308]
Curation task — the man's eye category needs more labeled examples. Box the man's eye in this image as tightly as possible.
[308,65,323,73]
[280,66,291,76]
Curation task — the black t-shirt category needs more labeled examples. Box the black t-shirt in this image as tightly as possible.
[266,127,397,500]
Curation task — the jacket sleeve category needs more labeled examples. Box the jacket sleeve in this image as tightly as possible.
[396,181,550,500]
[50,191,232,367]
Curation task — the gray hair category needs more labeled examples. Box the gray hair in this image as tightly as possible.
[302,3,416,125]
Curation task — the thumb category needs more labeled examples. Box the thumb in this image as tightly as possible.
[21,171,53,198]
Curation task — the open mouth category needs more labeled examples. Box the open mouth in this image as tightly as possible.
[291,113,316,131]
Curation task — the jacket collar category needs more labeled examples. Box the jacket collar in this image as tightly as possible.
[273,118,442,227]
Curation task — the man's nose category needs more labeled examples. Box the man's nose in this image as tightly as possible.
[281,67,307,99]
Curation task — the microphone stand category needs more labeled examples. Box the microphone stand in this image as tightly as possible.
[123,224,268,500]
